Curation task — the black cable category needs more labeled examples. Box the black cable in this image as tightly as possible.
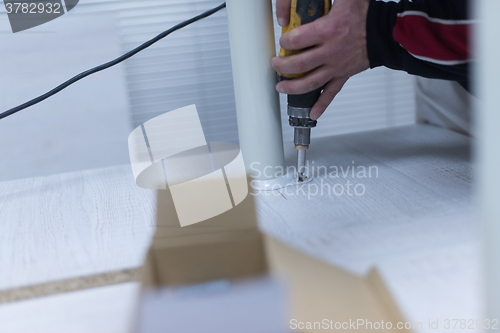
[0,2,226,120]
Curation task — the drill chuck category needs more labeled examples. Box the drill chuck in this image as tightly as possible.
[287,105,316,147]
[287,105,316,119]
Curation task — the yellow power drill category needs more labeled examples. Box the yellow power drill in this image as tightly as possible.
[278,0,331,182]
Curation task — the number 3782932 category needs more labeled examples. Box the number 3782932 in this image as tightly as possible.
[444,319,499,330]
[5,2,61,14]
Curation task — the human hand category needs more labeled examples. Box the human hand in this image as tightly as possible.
[273,0,370,120]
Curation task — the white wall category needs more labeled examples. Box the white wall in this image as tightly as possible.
[0,9,132,181]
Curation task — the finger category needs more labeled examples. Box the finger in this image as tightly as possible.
[272,47,325,75]
[276,0,291,27]
[279,16,328,50]
[276,65,332,95]
[310,77,349,120]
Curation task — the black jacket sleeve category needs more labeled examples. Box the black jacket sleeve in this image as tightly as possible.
[366,0,471,90]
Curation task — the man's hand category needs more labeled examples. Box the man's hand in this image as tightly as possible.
[273,0,370,120]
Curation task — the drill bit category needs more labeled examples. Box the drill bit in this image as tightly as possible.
[296,146,307,182]
[291,119,312,182]
[293,125,312,182]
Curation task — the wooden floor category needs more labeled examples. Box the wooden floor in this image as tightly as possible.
[0,124,479,332]
[0,165,156,299]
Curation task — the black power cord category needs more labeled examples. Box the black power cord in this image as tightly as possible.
[0,2,226,121]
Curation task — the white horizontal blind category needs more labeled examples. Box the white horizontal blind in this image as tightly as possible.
[117,0,237,144]
[305,68,416,142]
[19,0,415,144]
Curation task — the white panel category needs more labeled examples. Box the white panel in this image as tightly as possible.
[476,0,500,320]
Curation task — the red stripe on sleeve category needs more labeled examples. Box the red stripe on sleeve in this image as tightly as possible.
[393,15,470,62]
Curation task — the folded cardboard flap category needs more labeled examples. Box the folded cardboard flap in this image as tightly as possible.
[152,232,266,286]
[145,189,267,287]
[265,236,410,333]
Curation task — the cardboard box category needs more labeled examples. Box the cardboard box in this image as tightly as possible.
[136,189,290,333]
[148,188,267,286]
[137,187,408,333]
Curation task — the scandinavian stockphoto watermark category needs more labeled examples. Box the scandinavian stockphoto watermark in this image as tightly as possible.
[3,0,79,33]
[249,160,379,199]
